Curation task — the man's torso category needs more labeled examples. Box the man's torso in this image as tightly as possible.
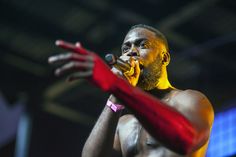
[117,89,209,157]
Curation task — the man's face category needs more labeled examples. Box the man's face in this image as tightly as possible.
[121,27,166,90]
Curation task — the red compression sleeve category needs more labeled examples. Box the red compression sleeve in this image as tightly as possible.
[108,78,197,154]
[55,40,197,154]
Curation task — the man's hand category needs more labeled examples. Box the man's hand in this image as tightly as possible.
[110,57,141,87]
[48,40,117,92]
[123,57,141,86]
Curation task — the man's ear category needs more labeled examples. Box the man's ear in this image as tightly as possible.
[162,51,170,66]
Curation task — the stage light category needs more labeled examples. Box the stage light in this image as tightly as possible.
[207,107,236,157]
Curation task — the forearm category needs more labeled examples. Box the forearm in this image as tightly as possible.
[82,102,121,157]
[109,78,197,154]
[52,41,197,154]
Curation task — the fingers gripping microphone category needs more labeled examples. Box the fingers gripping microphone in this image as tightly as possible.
[105,54,131,73]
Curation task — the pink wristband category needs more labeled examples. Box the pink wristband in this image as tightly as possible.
[106,100,124,112]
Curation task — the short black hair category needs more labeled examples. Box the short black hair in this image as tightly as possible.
[129,24,169,52]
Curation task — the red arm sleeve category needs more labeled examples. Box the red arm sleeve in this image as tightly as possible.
[55,40,197,154]
[108,77,197,154]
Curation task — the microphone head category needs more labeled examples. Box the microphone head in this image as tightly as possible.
[105,54,117,65]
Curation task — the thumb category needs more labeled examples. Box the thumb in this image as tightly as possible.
[134,60,140,74]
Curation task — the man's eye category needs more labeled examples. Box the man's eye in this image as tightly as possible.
[122,46,129,52]
[140,43,148,49]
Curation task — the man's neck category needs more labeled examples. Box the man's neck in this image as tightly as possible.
[155,67,174,90]
[146,67,175,98]
[148,87,174,99]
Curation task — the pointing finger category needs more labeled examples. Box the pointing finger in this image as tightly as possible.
[55,40,88,55]
[48,53,90,64]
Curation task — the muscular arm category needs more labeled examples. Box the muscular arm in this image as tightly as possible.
[82,96,122,157]
[49,40,214,155]
[109,79,214,154]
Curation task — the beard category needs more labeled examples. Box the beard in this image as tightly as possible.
[137,59,162,91]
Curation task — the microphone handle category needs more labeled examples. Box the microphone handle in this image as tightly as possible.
[105,54,131,72]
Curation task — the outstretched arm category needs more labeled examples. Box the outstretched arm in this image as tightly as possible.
[49,40,214,155]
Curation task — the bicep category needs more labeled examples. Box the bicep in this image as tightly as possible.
[174,90,214,148]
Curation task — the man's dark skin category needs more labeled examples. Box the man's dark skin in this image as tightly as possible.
[49,25,214,157]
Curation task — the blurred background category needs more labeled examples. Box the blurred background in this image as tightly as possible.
[0,0,235,156]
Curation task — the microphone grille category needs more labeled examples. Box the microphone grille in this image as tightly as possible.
[105,54,116,65]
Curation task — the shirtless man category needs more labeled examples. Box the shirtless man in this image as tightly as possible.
[48,24,214,157]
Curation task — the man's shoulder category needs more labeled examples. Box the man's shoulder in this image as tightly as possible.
[172,89,214,129]
[173,89,209,101]
[173,89,213,115]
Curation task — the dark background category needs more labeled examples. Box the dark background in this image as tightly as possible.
[0,0,235,156]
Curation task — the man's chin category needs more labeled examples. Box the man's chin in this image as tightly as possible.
[137,81,157,91]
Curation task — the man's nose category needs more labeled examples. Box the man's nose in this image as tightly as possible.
[127,47,139,56]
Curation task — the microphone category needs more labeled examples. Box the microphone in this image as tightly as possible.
[105,54,131,73]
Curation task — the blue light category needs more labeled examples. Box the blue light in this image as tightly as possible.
[207,107,236,157]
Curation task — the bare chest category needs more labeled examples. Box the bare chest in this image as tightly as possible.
[118,116,183,157]
[117,90,187,157]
